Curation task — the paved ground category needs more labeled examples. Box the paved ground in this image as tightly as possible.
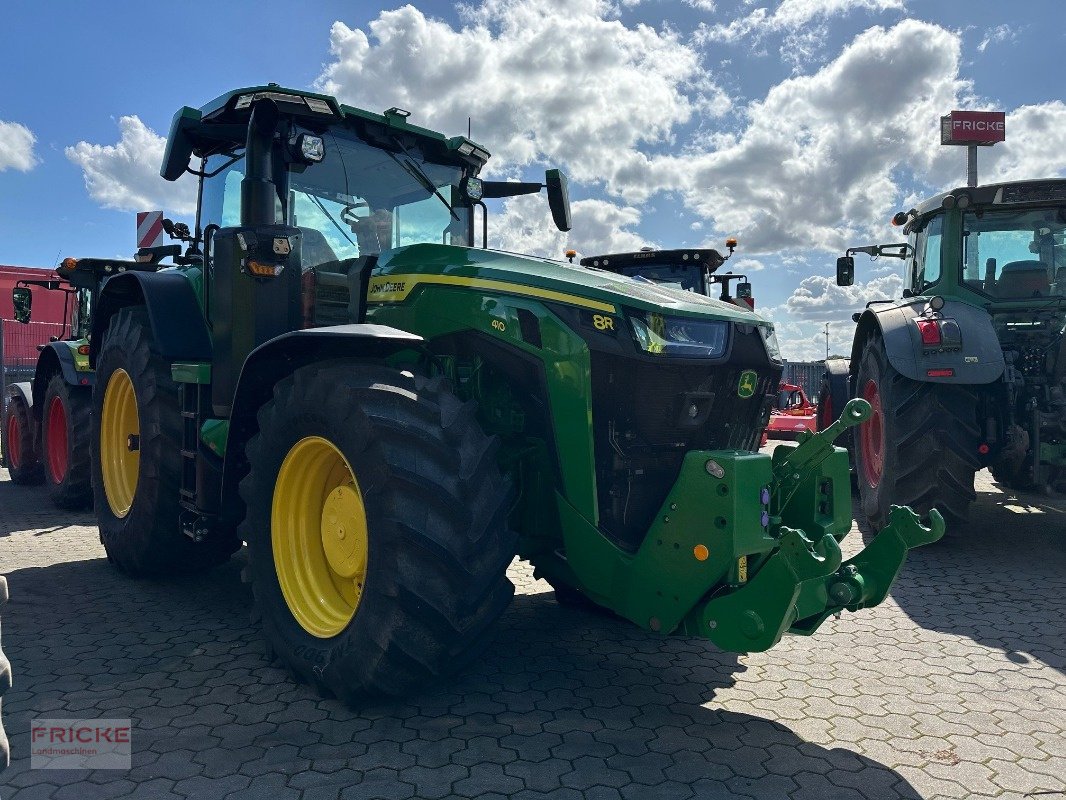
[0,464,1063,800]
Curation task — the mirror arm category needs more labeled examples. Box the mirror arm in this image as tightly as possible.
[472,201,488,249]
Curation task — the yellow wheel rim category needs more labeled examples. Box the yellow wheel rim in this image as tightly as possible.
[272,436,369,638]
[100,368,140,518]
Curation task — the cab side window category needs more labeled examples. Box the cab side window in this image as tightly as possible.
[913,215,943,291]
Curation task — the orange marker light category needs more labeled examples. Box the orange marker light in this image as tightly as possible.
[693,544,709,561]
[61,257,78,271]
[725,238,738,248]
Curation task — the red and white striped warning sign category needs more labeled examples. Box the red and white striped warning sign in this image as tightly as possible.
[136,211,166,249]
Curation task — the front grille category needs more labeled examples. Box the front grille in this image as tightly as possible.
[590,351,778,550]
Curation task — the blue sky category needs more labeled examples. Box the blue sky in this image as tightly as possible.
[2,0,1064,358]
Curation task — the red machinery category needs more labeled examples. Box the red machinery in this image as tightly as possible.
[766,382,817,439]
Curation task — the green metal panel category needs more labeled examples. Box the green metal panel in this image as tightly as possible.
[370,283,601,523]
[171,362,212,385]
[538,450,776,635]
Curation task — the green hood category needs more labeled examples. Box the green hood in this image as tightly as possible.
[374,244,770,327]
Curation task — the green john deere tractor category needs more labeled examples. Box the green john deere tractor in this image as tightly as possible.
[828,180,1066,528]
[86,85,943,700]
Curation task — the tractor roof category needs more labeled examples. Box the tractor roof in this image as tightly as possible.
[161,84,490,181]
[914,178,1066,219]
[579,248,727,273]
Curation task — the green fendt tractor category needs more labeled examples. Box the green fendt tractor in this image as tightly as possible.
[87,85,942,700]
[577,246,757,310]
[828,180,1066,527]
[2,255,165,507]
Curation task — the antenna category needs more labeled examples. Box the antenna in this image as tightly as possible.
[468,117,472,138]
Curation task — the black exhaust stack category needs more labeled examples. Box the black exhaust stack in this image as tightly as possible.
[241,100,281,227]
[211,98,303,416]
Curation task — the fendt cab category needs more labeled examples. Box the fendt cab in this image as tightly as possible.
[828,179,1066,528]
[86,85,941,701]
[578,246,756,310]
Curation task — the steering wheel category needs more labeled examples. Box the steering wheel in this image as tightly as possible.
[341,203,369,228]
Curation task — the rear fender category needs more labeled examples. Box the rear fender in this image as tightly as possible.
[4,382,33,411]
[89,271,211,367]
[217,324,423,530]
[849,299,1003,384]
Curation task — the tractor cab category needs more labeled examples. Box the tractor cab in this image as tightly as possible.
[579,246,728,294]
[579,246,754,309]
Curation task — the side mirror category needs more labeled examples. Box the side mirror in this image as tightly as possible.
[836,256,855,286]
[160,106,199,181]
[11,286,31,323]
[545,169,572,232]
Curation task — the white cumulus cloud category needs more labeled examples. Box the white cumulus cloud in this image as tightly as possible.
[66,116,197,214]
[491,194,649,258]
[316,0,713,198]
[0,120,39,172]
[659,19,968,254]
[700,0,903,41]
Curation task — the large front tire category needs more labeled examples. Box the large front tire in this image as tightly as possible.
[854,336,980,530]
[92,308,232,575]
[42,374,92,509]
[3,394,42,485]
[240,362,515,702]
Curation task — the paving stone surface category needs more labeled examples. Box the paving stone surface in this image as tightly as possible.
[0,464,1063,799]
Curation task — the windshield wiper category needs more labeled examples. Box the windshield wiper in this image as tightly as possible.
[309,194,358,250]
[387,138,459,221]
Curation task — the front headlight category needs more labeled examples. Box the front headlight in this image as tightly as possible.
[758,323,783,362]
[630,311,729,357]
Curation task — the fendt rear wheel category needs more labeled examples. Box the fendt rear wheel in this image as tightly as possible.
[92,308,234,575]
[2,395,42,485]
[240,362,516,702]
[854,335,980,530]
[42,374,92,509]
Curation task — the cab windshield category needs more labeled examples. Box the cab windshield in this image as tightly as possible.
[617,263,707,294]
[200,127,472,270]
[962,208,1066,299]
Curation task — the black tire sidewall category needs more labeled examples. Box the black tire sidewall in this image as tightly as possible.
[42,374,92,509]
[244,389,399,690]
[42,374,75,489]
[3,395,41,483]
[854,339,896,526]
[91,309,187,572]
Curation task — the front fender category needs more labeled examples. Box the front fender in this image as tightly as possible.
[850,298,1004,384]
[217,324,423,531]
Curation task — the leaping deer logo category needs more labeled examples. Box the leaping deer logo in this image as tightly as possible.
[737,370,757,399]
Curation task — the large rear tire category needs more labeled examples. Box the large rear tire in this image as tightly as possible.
[92,308,232,575]
[3,394,42,485]
[42,374,92,509]
[239,362,516,702]
[854,336,980,530]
